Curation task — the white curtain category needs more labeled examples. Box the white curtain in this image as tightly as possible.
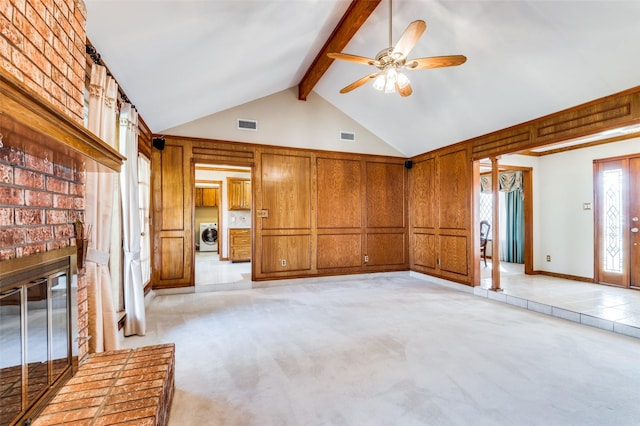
[85,63,120,352]
[119,103,146,336]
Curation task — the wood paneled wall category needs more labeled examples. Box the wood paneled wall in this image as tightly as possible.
[409,143,474,285]
[151,136,408,287]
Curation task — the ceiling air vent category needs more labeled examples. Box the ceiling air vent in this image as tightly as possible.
[237,119,257,131]
[340,131,356,142]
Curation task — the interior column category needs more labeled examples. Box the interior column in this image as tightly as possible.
[491,156,501,291]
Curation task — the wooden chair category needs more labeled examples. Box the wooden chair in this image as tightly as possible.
[480,220,491,267]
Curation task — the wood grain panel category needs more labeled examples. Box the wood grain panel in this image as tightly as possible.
[160,145,184,230]
[261,235,311,273]
[535,96,634,142]
[159,237,184,280]
[366,162,405,228]
[261,153,311,229]
[409,158,436,229]
[366,233,405,266]
[317,157,361,228]
[440,235,468,276]
[317,234,362,269]
[438,148,469,230]
[471,128,532,160]
[413,233,436,269]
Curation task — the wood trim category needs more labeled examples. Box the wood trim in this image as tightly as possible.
[194,179,221,186]
[470,85,640,160]
[517,132,639,156]
[297,0,382,101]
[195,165,250,173]
[523,169,534,275]
[533,270,594,283]
[138,116,153,159]
[0,67,125,172]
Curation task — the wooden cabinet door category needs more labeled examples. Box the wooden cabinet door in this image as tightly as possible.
[202,188,217,207]
[194,188,203,207]
[228,178,250,210]
[242,180,251,209]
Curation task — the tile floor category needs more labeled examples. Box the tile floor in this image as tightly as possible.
[193,252,252,292]
[469,260,640,337]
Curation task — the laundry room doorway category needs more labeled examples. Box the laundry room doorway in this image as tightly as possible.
[194,163,252,289]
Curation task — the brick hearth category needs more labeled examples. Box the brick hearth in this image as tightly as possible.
[32,344,175,426]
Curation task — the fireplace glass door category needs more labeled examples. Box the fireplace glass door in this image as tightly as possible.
[0,257,72,426]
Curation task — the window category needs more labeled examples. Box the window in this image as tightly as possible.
[138,155,151,285]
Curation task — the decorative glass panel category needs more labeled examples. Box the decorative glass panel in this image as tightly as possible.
[479,192,493,223]
[603,169,623,273]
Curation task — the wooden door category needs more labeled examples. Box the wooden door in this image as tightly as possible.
[595,155,640,288]
[152,144,192,288]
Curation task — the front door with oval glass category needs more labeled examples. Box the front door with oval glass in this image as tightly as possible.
[594,155,640,288]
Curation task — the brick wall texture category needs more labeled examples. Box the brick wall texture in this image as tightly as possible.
[1,0,90,361]
[0,0,87,125]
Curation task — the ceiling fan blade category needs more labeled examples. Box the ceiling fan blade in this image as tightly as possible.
[406,55,467,70]
[339,73,379,94]
[392,20,427,59]
[328,52,377,66]
[395,81,413,97]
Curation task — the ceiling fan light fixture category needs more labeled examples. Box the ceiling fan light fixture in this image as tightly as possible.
[373,74,386,91]
[384,67,398,93]
[396,71,410,89]
[372,66,410,94]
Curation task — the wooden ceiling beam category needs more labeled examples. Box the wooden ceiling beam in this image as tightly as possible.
[298,0,381,101]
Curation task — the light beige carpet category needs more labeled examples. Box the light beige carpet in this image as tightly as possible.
[123,274,640,425]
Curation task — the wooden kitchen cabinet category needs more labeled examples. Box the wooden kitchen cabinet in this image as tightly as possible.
[195,188,218,207]
[202,188,218,207]
[229,228,251,262]
[228,178,251,210]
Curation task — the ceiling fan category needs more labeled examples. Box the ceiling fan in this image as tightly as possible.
[327,0,466,97]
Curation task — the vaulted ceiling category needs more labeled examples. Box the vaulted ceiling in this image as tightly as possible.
[84,1,640,157]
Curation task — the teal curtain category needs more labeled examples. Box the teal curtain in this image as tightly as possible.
[504,190,524,263]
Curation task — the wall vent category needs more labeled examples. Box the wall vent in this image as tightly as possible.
[238,119,258,131]
[340,131,356,142]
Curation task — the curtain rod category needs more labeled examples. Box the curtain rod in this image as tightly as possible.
[85,43,136,111]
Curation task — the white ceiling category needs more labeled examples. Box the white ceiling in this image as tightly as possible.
[84,1,640,157]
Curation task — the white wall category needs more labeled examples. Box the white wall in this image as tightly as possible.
[502,137,640,278]
[195,168,251,259]
[162,88,404,157]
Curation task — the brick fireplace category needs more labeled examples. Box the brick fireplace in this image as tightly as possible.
[0,1,113,424]
[1,0,91,363]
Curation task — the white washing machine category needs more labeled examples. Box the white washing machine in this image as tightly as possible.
[199,223,218,252]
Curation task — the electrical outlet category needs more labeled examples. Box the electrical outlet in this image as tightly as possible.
[281,259,286,267]
[546,255,551,262]
[364,255,369,263]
